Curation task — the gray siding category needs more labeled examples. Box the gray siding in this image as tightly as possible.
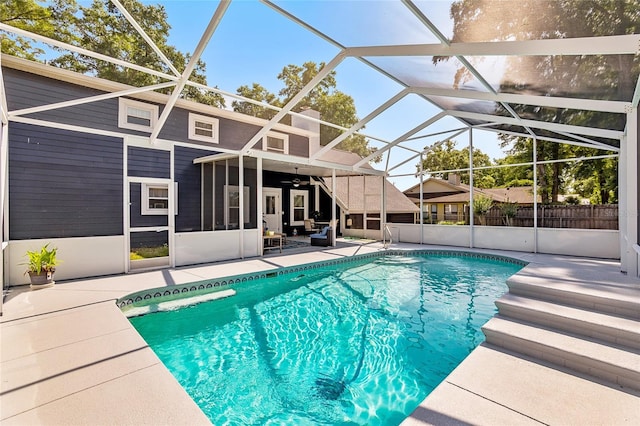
[175,146,213,232]
[9,122,123,239]
[127,146,170,178]
[4,67,311,153]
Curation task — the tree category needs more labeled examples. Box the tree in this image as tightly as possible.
[439,0,639,203]
[232,83,281,120]
[3,0,224,107]
[233,61,376,159]
[419,139,494,188]
[1,0,78,59]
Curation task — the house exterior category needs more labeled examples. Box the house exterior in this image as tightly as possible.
[323,175,419,239]
[1,55,381,285]
[404,174,537,224]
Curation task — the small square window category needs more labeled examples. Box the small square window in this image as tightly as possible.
[118,98,158,132]
[189,113,219,143]
[142,182,178,215]
[262,132,289,154]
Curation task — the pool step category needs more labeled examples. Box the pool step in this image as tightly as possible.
[506,275,640,320]
[482,316,640,391]
[495,294,640,351]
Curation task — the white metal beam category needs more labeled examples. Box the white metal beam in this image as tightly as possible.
[110,0,181,77]
[448,110,623,140]
[150,0,230,143]
[9,82,176,117]
[477,126,619,152]
[411,86,630,114]
[0,54,9,125]
[311,89,411,161]
[0,23,178,82]
[346,34,640,57]
[239,52,347,152]
[354,112,447,168]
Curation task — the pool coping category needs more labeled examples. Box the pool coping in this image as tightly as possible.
[2,242,639,425]
[117,248,527,313]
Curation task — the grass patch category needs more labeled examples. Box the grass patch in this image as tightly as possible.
[130,245,169,260]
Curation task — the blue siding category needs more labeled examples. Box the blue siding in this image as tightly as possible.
[127,146,170,178]
[175,146,212,232]
[9,123,123,239]
[4,67,311,152]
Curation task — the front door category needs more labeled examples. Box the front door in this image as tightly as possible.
[263,187,282,233]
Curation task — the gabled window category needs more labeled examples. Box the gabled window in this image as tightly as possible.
[189,113,219,143]
[262,132,289,154]
[119,98,158,132]
[142,183,178,215]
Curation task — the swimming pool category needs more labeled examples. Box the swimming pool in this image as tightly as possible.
[127,251,524,425]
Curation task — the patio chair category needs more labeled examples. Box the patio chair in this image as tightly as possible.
[310,226,332,246]
[304,219,320,236]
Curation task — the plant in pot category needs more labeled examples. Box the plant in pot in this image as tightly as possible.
[23,243,59,289]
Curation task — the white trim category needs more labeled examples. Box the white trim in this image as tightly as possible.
[118,98,158,133]
[290,189,309,226]
[262,131,289,154]
[189,113,219,143]
[141,182,178,215]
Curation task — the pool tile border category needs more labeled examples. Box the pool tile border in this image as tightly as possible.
[117,249,527,311]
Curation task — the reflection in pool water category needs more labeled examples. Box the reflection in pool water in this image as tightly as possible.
[129,254,523,425]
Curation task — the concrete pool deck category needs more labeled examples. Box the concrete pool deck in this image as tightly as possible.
[2,242,639,425]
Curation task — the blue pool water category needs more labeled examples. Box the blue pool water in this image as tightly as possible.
[129,253,523,425]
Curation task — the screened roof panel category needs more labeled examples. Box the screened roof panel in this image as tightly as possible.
[504,104,627,132]
[365,55,495,91]
[492,54,638,102]
[271,0,441,46]
[424,95,504,117]
[440,0,640,43]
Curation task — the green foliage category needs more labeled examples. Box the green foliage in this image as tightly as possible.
[233,61,377,160]
[472,195,493,225]
[4,0,223,107]
[1,0,78,59]
[439,0,635,205]
[419,139,493,186]
[23,243,59,274]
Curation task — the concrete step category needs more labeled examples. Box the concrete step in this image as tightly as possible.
[507,275,640,320]
[495,293,640,351]
[482,316,640,391]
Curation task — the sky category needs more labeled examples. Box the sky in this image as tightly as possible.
[149,1,509,190]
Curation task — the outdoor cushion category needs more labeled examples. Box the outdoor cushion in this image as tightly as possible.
[310,226,330,239]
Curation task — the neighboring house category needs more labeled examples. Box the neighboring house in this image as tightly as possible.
[323,175,419,239]
[404,174,538,223]
[1,55,381,284]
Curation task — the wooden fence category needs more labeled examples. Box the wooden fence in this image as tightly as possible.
[481,204,618,229]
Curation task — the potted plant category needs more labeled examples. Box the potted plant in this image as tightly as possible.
[23,243,59,289]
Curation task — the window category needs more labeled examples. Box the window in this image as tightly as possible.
[290,189,308,225]
[119,98,158,132]
[142,183,178,215]
[262,132,289,154]
[225,185,250,228]
[189,113,219,143]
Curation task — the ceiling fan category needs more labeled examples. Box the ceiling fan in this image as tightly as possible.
[281,167,310,187]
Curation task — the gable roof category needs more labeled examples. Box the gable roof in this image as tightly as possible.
[404,177,539,204]
[324,176,419,213]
